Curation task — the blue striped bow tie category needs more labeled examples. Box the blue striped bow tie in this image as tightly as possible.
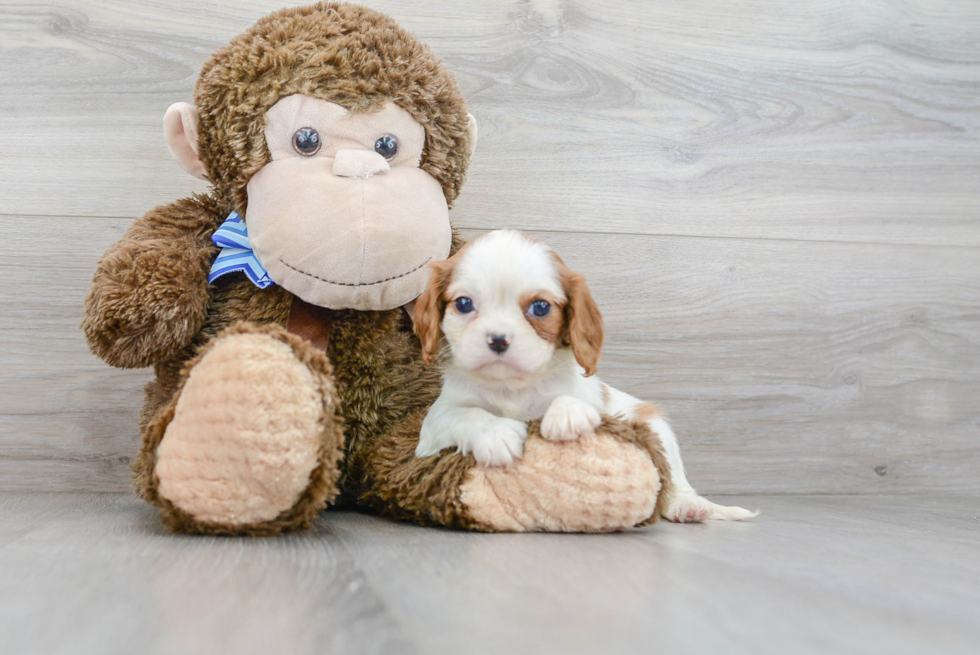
[208,211,274,289]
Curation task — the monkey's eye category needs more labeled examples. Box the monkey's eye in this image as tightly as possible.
[374,134,398,160]
[454,297,474,314]
[529,299,551,318]
[292,127,321,156]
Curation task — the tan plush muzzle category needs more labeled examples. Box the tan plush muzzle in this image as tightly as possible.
[246,159,451,310]
[241,94,456,311]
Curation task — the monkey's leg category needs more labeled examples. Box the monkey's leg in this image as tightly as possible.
[356,413,672,533]
[133,323,344,535]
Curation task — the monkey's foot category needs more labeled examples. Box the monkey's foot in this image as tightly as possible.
[147,325,343,535]
[460,424,664,532]
[359,415,671,533]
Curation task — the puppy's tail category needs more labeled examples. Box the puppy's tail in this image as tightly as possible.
[708,503,761,521]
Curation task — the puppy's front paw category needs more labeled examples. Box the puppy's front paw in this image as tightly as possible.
[541,396,602,442]
[471,419,528,467]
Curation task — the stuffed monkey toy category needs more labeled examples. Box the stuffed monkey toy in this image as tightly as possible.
[82,2,671,535]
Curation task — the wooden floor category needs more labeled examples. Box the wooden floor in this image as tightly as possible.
[0,492,977,655]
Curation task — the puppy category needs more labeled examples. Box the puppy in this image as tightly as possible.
[413,229,756,522]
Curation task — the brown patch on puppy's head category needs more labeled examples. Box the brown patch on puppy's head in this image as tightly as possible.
[520,291,565,344]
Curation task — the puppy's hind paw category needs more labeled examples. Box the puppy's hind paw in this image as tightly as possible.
[664,494,714,523]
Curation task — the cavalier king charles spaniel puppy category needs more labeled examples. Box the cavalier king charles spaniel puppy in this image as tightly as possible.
[412,229,756,522]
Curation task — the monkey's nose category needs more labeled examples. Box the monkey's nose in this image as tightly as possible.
[488,334,509,354]
[333,149,390,179]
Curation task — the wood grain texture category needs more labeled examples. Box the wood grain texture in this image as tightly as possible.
[0,216,148,493]
[0,493,416,655]
[513,229,980,496]
[1,215,977,494]
[0,0,978,244]
[1,492,978,655]
[0,1,977,495]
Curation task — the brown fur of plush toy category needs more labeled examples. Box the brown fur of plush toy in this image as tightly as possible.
[83,2,670,535]
[357,415,673,531]
[194,2,474,215]
[135,322,345,535]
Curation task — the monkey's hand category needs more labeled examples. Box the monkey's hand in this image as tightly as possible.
[82,196,220,368]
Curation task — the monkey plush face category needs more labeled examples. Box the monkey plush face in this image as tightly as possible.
[161,2,477,311]
[244,94,452,309]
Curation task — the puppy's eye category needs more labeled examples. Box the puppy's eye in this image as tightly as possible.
[292,127,321,156]
[529,299,551,317]
[374,134,398,160]
[454,297,474,314]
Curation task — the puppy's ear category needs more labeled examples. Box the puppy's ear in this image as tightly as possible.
[414,260,454,365]
[558,259,604,377]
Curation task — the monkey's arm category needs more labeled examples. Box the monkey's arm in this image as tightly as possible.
[356,412,670,532]
[82,195,222,368]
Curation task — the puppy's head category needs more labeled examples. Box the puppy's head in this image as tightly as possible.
[414,230,603,380]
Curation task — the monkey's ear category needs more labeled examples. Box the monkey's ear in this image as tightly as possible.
[164,102,209,181]
[466,113,478,159]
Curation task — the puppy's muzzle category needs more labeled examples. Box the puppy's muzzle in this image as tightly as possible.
[487,333,509,354]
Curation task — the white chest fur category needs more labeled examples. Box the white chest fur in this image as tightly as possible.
[448,349,605,421]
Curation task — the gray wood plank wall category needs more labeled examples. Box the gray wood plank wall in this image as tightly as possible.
[1,0,977,495]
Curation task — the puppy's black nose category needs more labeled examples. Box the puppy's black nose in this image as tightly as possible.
[488,334,509,354]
